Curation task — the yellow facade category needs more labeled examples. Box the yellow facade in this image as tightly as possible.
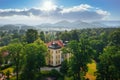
[46,48,70,66]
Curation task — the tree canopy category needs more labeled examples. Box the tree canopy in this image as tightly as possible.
[26,29,38,43]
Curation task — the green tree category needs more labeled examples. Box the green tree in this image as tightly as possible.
[60,31,71,42]
[40,31,45,42]
[0,52,3,67]
[96,46,120,80]
[55,31,61,40]
[7,43,23,80]
[109,29,120,46]
[6,70,10,80]
[60,60,69,79]
[96,29,120,80]
[45,33,51,42]
[70,30,79,42]
[21,39,47,80]
[50,69,62,79]
[34,39,47,71]
[26,29,38,43]
[90,40,104,62]
[0,35,12,46]
[68,39,93,80]
[0,46,9,66]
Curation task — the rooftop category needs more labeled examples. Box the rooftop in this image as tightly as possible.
[47,40,64,49]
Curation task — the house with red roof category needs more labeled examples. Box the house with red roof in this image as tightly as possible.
[46,40,70,66]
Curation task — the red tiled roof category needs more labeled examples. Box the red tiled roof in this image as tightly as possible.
[2,51,9,57]
[46,40,64,47]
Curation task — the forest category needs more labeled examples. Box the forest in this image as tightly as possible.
[0,28,120,80]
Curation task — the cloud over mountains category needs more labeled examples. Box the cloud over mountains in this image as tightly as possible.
[0,4,110,24]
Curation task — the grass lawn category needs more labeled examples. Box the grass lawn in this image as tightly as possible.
[1,67,14,73]
[64,76,73,80]
[1,67,15,80]
[41,70,50,74]
[85,60,97,80]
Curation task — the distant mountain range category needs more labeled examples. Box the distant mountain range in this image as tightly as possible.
[0,24,35,31]
[0,20,120,31]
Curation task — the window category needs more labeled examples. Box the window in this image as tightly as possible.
[48,50,50,52]
[56,61,57,64]
[59,50,60,53]
[58,60,60,64]
[56,50,57,53]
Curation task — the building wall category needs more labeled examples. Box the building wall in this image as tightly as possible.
[46,48,71,66]
[47,48,62,66]
[62,53,71,61]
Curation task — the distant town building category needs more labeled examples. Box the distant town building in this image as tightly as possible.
[46,40,70,66]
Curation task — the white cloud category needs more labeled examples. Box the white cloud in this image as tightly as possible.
[61,4,92,13]
[0,4,110,24]
[0,15,56,25]
[0,8,28,12]
[96,9,110,16]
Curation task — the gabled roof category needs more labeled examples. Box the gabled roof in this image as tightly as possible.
[47,40,64,49]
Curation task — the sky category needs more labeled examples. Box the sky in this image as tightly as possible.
[0,0,120,25]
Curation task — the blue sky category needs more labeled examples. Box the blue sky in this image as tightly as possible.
[0,0,120,24]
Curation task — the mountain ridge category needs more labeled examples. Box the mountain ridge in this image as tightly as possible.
[0,20,120,31]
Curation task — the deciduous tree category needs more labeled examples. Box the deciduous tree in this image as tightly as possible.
[26,29,38,43]
[7,43,23,80]
[21,39,47,80]
[68,39,93,80]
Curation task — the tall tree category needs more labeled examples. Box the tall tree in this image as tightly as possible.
[60,60,69,79]
[70,30,79,42]
[21,39,47,80]
[68,39,93,80]
[90,40,104,62]
[7,43,23,80]
[0,52,3,67]
[0,46,7,67]
[40,31,45,42]
[60,30,71,42]
[109,29,120,46]
[26,29,38,43]
[0,46,9,67]
[96,29,120,80]
[34,39,47,71]
[96,46,120,80]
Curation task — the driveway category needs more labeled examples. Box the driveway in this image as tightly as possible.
[41,66,61,71]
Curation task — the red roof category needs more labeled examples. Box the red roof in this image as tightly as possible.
[46,40,64,47]
[2,51,9,57]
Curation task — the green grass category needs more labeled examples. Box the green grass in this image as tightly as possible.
[41,70,50,74]
[64,76,73,80]
[1,67,14,73]
[85,60,97,80]
[10,76,16,80]
[1,67,15,80]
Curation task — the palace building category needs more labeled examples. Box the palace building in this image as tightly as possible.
[46,40,70,66]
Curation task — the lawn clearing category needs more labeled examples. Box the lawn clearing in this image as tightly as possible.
[1,67,14,73]
[85,60,97,80]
